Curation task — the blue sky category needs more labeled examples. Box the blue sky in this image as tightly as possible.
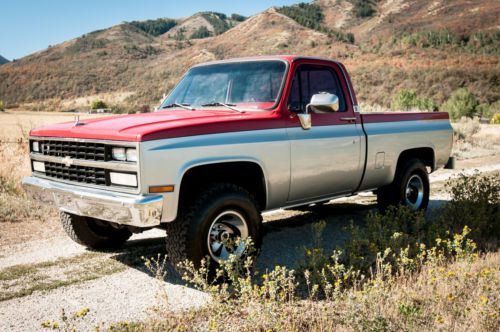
[0,0,302,60]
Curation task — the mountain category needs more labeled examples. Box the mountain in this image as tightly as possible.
[0,55,8,65]
[0,1,498,110]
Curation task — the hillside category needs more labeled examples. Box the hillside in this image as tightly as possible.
[0,55,8,65]
[0,0,498,111]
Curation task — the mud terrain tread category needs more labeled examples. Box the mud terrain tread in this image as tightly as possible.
[165,183,262,269]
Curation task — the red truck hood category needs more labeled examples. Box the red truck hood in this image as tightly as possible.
[30,109,284,142]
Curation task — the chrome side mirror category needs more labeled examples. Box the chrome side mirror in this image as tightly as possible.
[307,92,339,113]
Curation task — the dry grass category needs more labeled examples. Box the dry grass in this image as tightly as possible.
[0,252,125,302]
[452,120,500,160]
[0,111,112,140]
[0,111,113,225]
[145,253,498,332]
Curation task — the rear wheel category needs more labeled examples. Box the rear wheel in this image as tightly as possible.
[377,158,429,211]
[60,212,132,249]
[165,183,262,273]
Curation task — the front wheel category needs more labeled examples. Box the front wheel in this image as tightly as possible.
[60,212,132,249]
[377,158,430,211]
[165,183,262,273]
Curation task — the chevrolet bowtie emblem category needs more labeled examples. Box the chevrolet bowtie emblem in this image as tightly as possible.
[62,156,74,167]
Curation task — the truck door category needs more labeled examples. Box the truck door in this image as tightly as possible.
[286,61,364,203]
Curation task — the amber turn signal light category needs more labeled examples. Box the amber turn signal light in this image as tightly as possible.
[149,185,175,193]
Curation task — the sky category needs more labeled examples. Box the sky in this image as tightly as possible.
[0,0,302,60]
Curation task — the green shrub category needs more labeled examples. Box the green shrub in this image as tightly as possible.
[128,18,177,36]
[66,35,107,54]
[491,113,500,124]
[476,103,491,119]
[391,89,418,111]
[391,89,436,111]
[230,13,246,22]
[123,44,161,59]
[439,172,499,249]
[479,100,500,121]
[392,29,500,55]
[90,100,108,110]
[343,206,431,272]
[109,104,129,114]
[441,88,479,120]
[353,1,376,18]
[190,26,211,39]
[200,12,230,35]
[276,3,354,43]
[0,99,4,111]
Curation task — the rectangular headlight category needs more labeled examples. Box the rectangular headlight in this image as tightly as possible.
[111,147,137,162]
[111,147,126,161]
[32,141,40,152]
[109,172,137,187]
[32,161,45,173]
[126,148,137,162]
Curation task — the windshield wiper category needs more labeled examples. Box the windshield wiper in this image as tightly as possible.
[201,102,245,113]
[162,103,194,111]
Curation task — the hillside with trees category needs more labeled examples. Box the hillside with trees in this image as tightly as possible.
[0,0,498,116]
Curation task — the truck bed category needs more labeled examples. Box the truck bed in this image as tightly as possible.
[358,111,453,191]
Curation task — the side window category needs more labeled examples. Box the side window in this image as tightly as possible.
[287,65,347,112]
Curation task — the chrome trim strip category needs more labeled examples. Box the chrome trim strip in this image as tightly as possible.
[32,173,140,194]
[30,153,137,171]
[22,176,163,227]
[29,136,138,147]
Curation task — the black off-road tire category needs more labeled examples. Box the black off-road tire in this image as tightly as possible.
[165,183,262,272]
[60,212,132,249]
[377,158,430,212]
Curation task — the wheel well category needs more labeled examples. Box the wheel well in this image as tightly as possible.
[179,162,267,211]
[397,148,435,172]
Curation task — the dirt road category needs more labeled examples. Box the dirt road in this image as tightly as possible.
[1,161,499,331]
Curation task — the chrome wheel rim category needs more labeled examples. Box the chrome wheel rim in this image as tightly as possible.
[405,174,424,210]
[207,210,249,262]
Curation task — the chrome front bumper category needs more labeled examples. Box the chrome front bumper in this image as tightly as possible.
[22,176,164,227]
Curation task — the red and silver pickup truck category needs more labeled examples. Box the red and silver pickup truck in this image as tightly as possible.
[23,56,453,269]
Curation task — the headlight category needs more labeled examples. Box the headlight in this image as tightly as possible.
[109,172,137,187]
[32,161,45,173]
[111,147,126,161]
[126,148,137,162]
[111,147,137,162]
[32,141,40,152]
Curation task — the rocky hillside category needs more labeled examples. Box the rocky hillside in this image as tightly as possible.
[0,0,498,111]
[0,55,8,65]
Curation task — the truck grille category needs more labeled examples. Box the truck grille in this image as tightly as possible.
[40,141,107,161]
[44,162,107,186]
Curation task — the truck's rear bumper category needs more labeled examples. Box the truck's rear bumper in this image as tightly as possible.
[22,176,163,227]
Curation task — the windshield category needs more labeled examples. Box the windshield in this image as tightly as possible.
[161,60,287,110]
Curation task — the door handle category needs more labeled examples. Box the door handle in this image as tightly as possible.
[340,117,356,122]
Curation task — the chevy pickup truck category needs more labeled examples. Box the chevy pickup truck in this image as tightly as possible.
[22,56,453,270]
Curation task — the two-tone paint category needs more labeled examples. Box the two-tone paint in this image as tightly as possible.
[23,55,453,226]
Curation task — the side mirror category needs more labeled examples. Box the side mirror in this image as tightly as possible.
[307,92,340,113]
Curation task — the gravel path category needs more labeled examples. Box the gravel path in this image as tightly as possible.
[1,162,499,331]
